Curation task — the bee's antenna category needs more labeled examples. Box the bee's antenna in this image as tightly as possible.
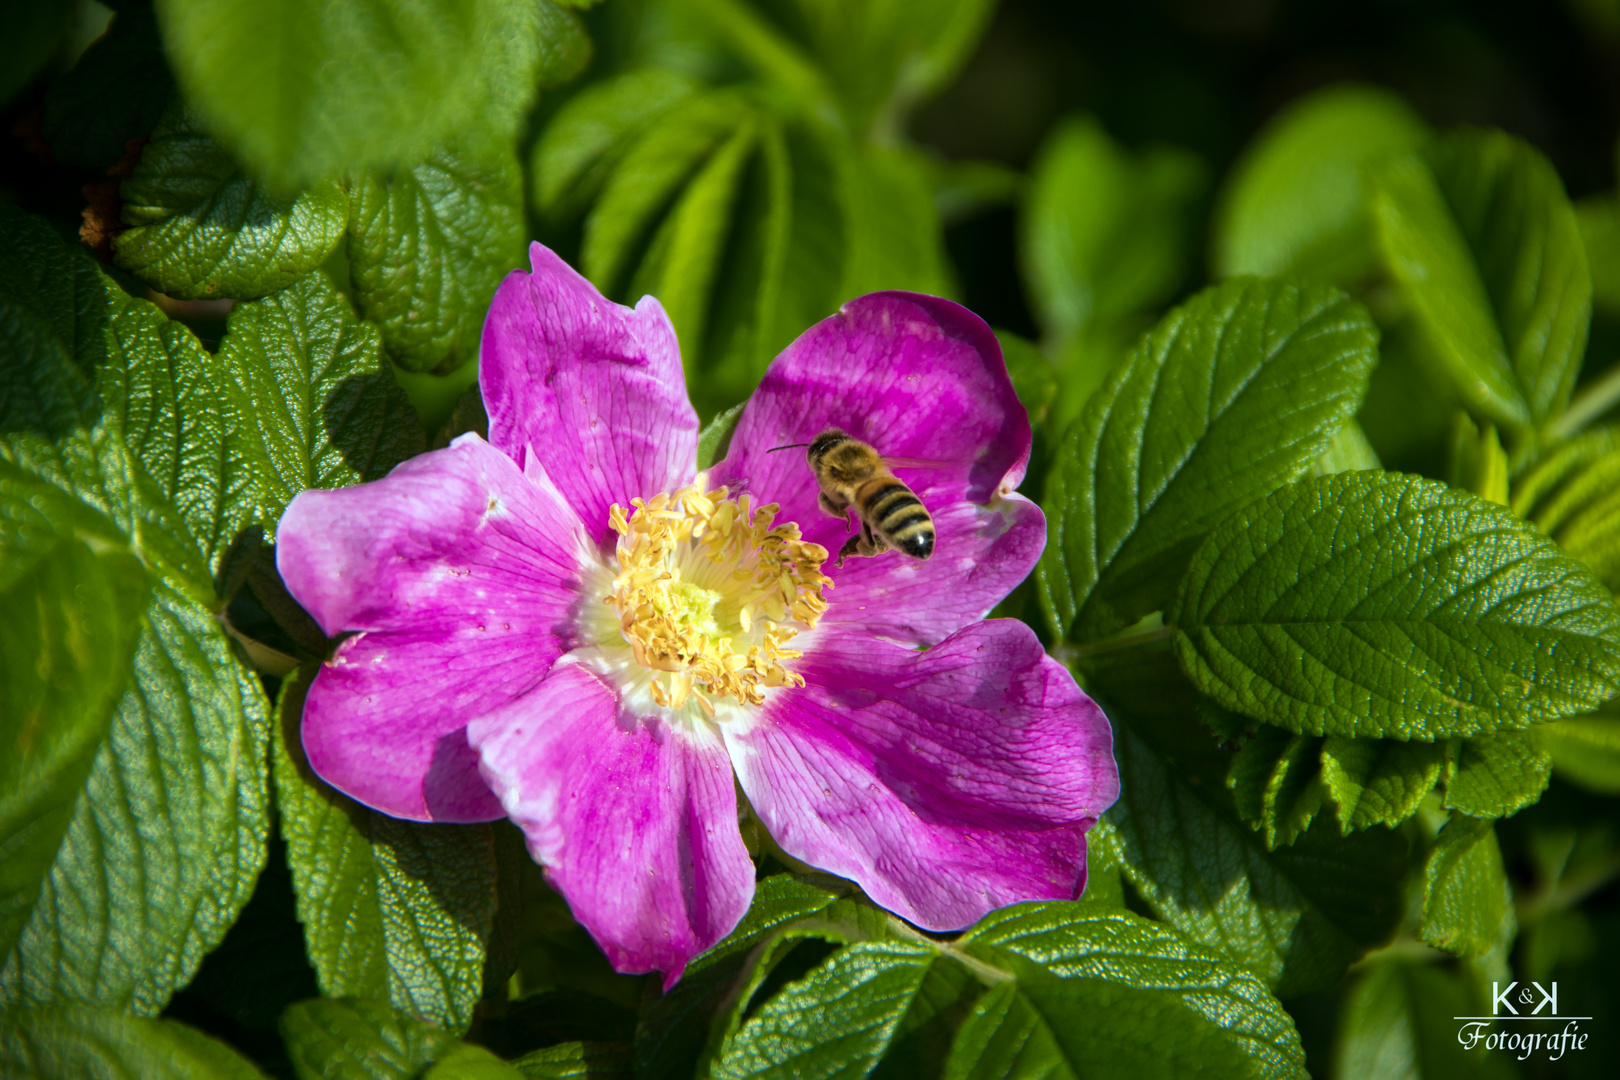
[766,441,812,453]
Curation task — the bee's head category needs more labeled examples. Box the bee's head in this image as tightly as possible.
[806,428,850,463]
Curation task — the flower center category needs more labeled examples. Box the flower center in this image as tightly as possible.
[604,484,830,717]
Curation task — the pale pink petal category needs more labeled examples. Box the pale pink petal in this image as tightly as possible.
[727,620,1118,931]
[480,243,699,544]
[467,663,755,983]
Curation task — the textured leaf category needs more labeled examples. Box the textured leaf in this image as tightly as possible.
[0,471,147,958]
[42,2,176,168]
[1540,707,1620,794]
[216,273,424,539]
[1039,278,1379,642]
[348,135,526,373]
[0,1004,268,1079]
[1320,737,1445,832]
[1174,471,1620,739]
[1420,815,1515,976]
[1021,114,1204,343]
[275,667,497,1035]
[280,998,455,1080]
[1442,728,1551,817]
[1227,727,1326,849]
[92,287,254,573]
[155,0,550,190]
[1,580,271,1015]
[1333,959,1513,1080]
[513,1042,632,1079]
[960,908,1308,1080]
[1103,724,1405,997]
[1372,128,1591,431]
[709,941,939,1080]
[1212,85,1427,283]
[0,210,271,1018]
[633,874,842,1080]
[114,104,346,300]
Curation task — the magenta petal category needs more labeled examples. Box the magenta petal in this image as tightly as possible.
[467,664,755,983]
[729,620,1118,931]
[277,434,591,822]
[710,292,1035,644]
[481,243,699,544]
[816,493,1046,647]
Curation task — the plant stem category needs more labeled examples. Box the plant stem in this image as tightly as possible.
[1548,362,1620,442]
[1066,623,1175,661]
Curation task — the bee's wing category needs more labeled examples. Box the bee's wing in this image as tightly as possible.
[880,455,958,470]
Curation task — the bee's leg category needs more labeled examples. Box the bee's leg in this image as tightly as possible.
[858,525,890,558]
[818,492,851,530]
[835,534,862,568]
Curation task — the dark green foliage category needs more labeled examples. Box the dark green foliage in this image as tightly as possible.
[6,2,1620,1077]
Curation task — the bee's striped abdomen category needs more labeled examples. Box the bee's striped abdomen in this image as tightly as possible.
[862,480,935,560]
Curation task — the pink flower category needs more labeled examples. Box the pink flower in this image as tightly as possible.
[276,244,1118,983]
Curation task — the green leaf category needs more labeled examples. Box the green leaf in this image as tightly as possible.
[1174,471,1620,739]
[530,68,699,222]
[92,288,252,574]
[709,941,940,1080]
[1320,737,1445,832]
[1212,85,1428,284]
[216,273,424,539]
[1420,815,1515,977]
[696,402,747,470]
[348,135,526,374]
[582,91,755,298]
[113,104,346,301]
[1,580,271,1015]
[633,874,841,1080]
[0,0,72,106]
[280,998,455,1080]
[1372,128,1592,431]
[1540,706,1620,794]
[1309,419,1381,476]
[0,1004,269,1079]
[1039,278,1379,642]
[1446,412,1509,506]
[959,908,1308,1079]
[1102,724,1405,997]
[1442,728,1551,817]
[42,2,176,168]
[513,1042,632,1079]
[1333,958,1513,1080]
[274,667,498,1035]
[422,1044,526,1080]
[1514,426,1620,591]
[0,471,147,958]
[1021,114,1204,344]
[834,141,954,300]
[154,0,551,191]
[1227,727,1325,849]
[630,118,761,372]
[1577,192,1620,316]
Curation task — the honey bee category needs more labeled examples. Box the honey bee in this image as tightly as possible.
[772,428,938,568]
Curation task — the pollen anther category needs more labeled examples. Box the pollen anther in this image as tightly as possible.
[606,484,830,712]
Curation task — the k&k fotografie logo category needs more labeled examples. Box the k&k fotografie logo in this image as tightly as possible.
[1455,981,1591,1063]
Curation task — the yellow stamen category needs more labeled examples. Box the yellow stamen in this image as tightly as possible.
[605,483,830,711]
